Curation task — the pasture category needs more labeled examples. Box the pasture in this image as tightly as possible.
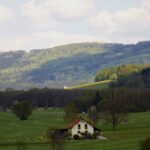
[0,109,150,150]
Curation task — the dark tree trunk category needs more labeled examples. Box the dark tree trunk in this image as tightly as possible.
[112,121,116,131]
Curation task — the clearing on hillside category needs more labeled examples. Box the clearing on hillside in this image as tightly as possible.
[65,80,111,90]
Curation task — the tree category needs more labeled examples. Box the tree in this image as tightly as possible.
[125,75,144,88]
[141,68,150,88]
[95,69,108,82]
[109,73,118,80]
[12,101,32,120]
[64,102,78,123]
[87,105,99,125]
[45,128,66,150]
[103,89,128,130]
[139,137,150,150]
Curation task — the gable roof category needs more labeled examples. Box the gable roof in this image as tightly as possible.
[67,117,93,129]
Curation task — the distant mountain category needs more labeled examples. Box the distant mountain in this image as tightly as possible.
[0,41,150,90]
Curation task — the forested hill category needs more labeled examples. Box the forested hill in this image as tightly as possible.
[0,41,150,90]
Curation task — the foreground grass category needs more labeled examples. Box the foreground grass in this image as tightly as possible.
[0,109,150,150]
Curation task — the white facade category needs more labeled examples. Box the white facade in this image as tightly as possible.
[70,120,94,136]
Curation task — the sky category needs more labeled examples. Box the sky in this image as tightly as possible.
[0,0,149,52]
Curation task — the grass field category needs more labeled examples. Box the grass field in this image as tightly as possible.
[0,109,150,150]
[66,80,111,90]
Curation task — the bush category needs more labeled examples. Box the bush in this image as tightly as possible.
[81,132,94,139]
[12,101,32,120]
[92,132,100,139]
[73,134,80,140]
[63,131,71,139]
[44,106,48,110]
[139,137,150,150]
[45,128,66,150]
[109,73,118,80]
[16,138,27,150]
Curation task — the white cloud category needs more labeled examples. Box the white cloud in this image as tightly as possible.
[48,0,93,19]
[143,0,150,9]
[22,0,93,30]
[22,0,94,33]
[1,0,150,52]
[22,0,93,22]
[0,36,28,52]
[32,31,101,47]
[22,0,58,29]
[89,0,150,40]
[0,31,102,52]
[0,5,15,22]
[90,12,116,34]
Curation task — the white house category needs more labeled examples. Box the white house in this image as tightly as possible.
[66,117,101,137]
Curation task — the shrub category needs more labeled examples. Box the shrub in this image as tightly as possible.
[139,137,150,150]
[81,132,94,139]
[44,106,48,110]
[63,131,71,139]
[45,128,66,150]
[16,138,27,150]
[12,101,32,120]
[92,132,100,139]
[73,134,80,140]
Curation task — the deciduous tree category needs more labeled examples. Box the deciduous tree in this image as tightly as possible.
[88,105,99,125]
[64,102,78,123]
[103,89,128,130]
[45,128,66,150]
[12,101,32,120]
[139,137,150,150]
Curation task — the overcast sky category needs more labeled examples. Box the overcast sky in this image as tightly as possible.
[0,0,150,52]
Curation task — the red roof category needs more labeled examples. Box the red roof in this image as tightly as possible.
[67,117,93,129]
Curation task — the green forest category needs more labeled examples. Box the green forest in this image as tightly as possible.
[95,64,150,88]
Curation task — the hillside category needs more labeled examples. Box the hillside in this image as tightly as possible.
[0,41,150,90]
[95,64,150,89]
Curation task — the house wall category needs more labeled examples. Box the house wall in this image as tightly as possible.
[71,120,94,136]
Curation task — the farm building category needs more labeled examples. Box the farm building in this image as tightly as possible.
[66,117,101,137]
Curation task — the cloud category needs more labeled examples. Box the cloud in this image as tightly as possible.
[22,0,58,29]
[32,31,100,48]
[90,12,116,34]
[22,0,93,22]
[22,0,93,30]
[0,31,101,52]
[0,5,15,22]
[89,0,150,41]
[48,0,93,19]
[1,0,150,52]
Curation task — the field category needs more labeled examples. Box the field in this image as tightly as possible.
[0,109,150,150]
[66,80,111,90]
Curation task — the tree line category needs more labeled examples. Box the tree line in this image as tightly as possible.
[0,87,149,113]
[95,64,150,88]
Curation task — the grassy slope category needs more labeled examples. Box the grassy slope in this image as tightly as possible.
[65,80,111,90]
[0,109,150,150]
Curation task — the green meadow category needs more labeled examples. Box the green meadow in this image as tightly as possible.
[0,109,150,150]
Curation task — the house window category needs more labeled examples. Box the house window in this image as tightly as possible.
[78,131,81,134]
[78,124,81,129]
[85,124,88,129]
[85,130,88,133]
